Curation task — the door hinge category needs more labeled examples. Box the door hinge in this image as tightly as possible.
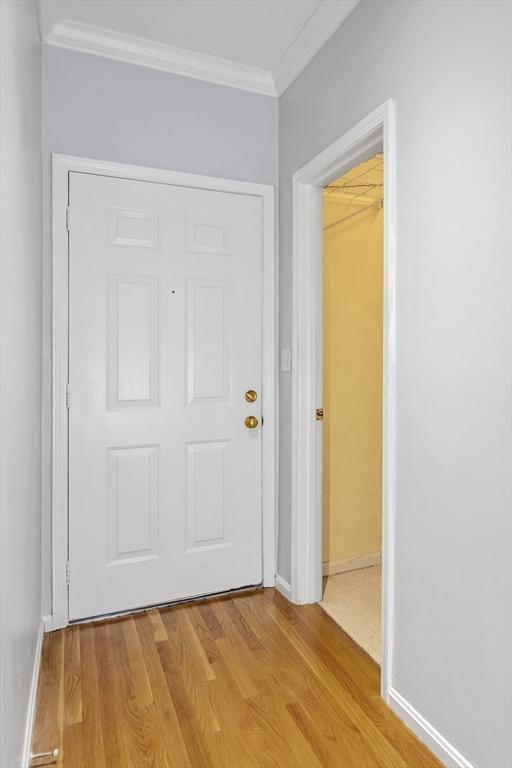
[316,408,324,421]
[66,383,70,409]
[66,205,71,232]
[66,560,71,587]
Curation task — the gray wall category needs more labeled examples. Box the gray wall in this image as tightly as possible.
[279,1,511,766]
[0,1,42,766]
[41,47,278,615]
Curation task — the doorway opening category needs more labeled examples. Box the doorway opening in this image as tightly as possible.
[290,100,395,698]
[320,153,384,664]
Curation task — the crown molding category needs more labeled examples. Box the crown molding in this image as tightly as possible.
[43,1,360,98]
[273,0,359,95]
[44,19,277,96]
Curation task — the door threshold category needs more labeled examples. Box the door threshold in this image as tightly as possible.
[69,582,264,626]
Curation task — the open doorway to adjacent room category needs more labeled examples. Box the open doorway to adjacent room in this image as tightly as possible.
[291,102,395,695]
[320,153,384,664]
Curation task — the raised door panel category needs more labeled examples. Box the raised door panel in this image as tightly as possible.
[186,217,230,255]
[186,440,230,552]
[186,279,231,405]
[108,207,159,248]
[107,275,160,408]
[107,444,159,564]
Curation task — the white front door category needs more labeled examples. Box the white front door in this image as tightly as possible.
[68,172,263,620]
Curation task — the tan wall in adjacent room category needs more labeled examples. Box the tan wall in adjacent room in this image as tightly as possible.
[322,195,383,564]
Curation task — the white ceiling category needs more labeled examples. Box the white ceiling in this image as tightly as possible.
[38,0,359,95]
[40,0,320,71]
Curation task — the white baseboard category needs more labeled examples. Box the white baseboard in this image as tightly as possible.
[274,574,292,601]
[322,551,381,576]
[389,687,473,768]
[21,617,45,768]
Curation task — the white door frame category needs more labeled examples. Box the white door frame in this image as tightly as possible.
[51,154,277,631]
[290,100,396,699]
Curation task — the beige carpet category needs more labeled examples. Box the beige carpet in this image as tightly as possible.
[320,565,381,663]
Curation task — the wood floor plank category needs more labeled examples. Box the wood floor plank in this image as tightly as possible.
[62,721,84,768]
[160,606,220,735]
[221,596,264,652]
[122,617,154,708]
[31,589,442,768]
[186,604,223,666]
[287,698,369,768]
[146,608,168,643]
[156,639,215,767]
[210,595,288,699]
[78,623,106,768]
[202,657,260,768]
[214,636,259,700]
[195,600,226,640]
[132,611,191,768]
[63,625,82,727]
[137,701,172,768]
[93,621,130,768]
[175,605,217,682]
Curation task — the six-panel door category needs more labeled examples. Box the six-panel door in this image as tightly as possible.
[68,172,263,620]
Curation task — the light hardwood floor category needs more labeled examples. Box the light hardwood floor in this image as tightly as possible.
[31,589,441,768]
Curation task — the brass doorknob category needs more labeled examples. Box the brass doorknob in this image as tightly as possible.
[244,415,259,429]
[245,389,258,403]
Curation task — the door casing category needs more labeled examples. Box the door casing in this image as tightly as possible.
[290,100,396,701]
[51,154,276,631]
